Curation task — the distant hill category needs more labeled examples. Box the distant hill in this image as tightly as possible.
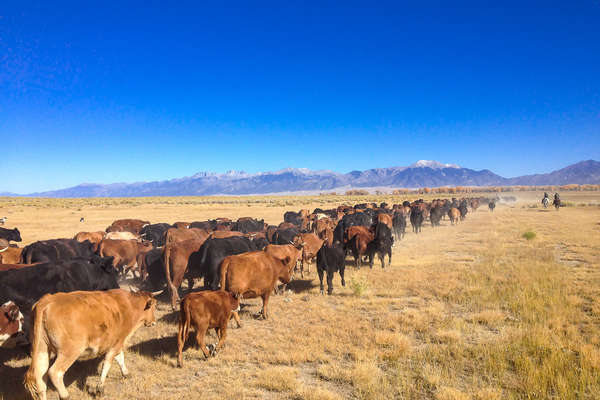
[4,160,599,198]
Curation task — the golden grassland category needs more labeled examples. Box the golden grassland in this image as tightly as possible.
[1,192,599,399]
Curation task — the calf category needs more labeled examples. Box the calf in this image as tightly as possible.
[392,212,406,240]
[367,223,393,269]
[293,232,324,277]
[0,301,25,348]
[448,207,460,224]
[177,291,241,367]
[220,251,293,319]
[410,207,424,233]
[347,228,374,269]
[488,201,496,212]
[24,289,156,400]
[74,231,105,251]
[316,244,345,295]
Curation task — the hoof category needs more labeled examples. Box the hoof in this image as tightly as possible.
[87,384,104,397]
[320,289,324,295]
[207,343,217,357]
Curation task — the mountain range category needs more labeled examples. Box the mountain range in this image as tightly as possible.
[4,160,599,198]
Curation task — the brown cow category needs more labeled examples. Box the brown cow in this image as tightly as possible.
[210,230,244,239]
[165,227,210,244]
[293,233,324,277]
[164,239,208,309]
[277,222,297,231]
[0,246,23,264]
[0,301,25,348]
[73,231,105,250]
[448,207,460,225]
[173,221,191,229]
[24,289,156,400]
[347,228,374,268]
[264,244,303,291]
[105,219,150,235]
[377,213,393,230]
[177,290,241,367]
[220,251,294,319]
[470,198,480,212]
[318,227,334,247]
[98,239,153,275]
[345,225,372,244]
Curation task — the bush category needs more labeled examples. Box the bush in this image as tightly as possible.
[522,231,536,240]
[350,276,369,297]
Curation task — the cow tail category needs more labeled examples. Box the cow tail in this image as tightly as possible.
[24,299,50,400]
[178,297,191,350]
[164,245,176,295]
[219,257,230,292]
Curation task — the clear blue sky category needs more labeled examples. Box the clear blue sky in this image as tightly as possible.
[2,1,599,193]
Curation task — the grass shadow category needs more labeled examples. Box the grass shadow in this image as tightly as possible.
[129,336,177,360]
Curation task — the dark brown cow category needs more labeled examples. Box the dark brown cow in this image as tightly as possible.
[220,251,294,319]
[0,300,25,348]
[98,239,153,275]
[293,233,324,277]
[177,290,241,367]
[165,227,210,244]
[105,219,150,235]
[277,222,297,231]
[163,239,208,309]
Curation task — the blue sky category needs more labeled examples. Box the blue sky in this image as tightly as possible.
[1,1,599,193]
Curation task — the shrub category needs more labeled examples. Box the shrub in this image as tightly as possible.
[522,231,536,240]
[350,276,369,297]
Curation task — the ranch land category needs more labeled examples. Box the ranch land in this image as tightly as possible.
[1,191,600,400]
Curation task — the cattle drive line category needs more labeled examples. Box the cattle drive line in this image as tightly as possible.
[0,197,495,400]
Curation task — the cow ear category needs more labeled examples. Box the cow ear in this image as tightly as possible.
[7,307,19,321]
[144,298,155,310]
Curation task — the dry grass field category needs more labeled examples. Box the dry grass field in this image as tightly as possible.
[1,191,600,399]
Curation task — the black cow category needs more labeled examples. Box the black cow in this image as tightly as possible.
[0,227,22,243]
[140,223,172,247]
[430,206,444,227]
[367,223,393,268]
[410,207,424,234]
[488,201,496,212]
[232,218,265,233]
[190,220,216,230]
[392,212,406,240]
[190,236,256,290]
[316,244,345,295]
[458,200,469,220]
[0,256,119,325]
[252,236,269,250]
[333,213,373,244]
[139,248,166,291]
[273,227,300,245]
[21,239,95,264]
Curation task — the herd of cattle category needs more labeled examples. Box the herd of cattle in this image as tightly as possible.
[0,196,495,400]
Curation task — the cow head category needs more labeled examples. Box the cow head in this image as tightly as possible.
[229,293,241,312]
[12,228,22,242]
[1,301,25,348]
[131,290,157,327]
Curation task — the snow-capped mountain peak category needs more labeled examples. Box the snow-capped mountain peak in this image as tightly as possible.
[410,160,460,169]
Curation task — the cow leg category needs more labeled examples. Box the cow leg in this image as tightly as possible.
[114,351,129,378]
[231,311,242,328]
[318,267,325,294]
[379,252,385,269]
[340,266,346,287]
[95,350,118,395]
[215,324,228,353]
[187,277,194,293]
[326,270,334,295]
[48,351,79,400]
[196,326,211,358]
[27,350,50,400]
[261,292,271,319]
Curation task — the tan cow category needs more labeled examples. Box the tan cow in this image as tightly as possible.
[24,289,156,400]
[220,251,294,319]
[448,207,460,225]
[73,231,105,251]
[104,231,140,241]
[264,244,303,291]
[105,219,150,235]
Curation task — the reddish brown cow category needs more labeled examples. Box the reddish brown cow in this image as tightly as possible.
[177,291,241,367]
[165,228,210,244]
[264,244,303,291]
[220,251,294,319]
[470,198,480,212]
[0,246,23,264]
[164,239,208,309]
[98,239,153,276]
[105,219,150,235]
[345,226,372,244]
[293,233,324,277]
[173,222,191,229]
[318,227,334,247]
[347,229,374,269]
